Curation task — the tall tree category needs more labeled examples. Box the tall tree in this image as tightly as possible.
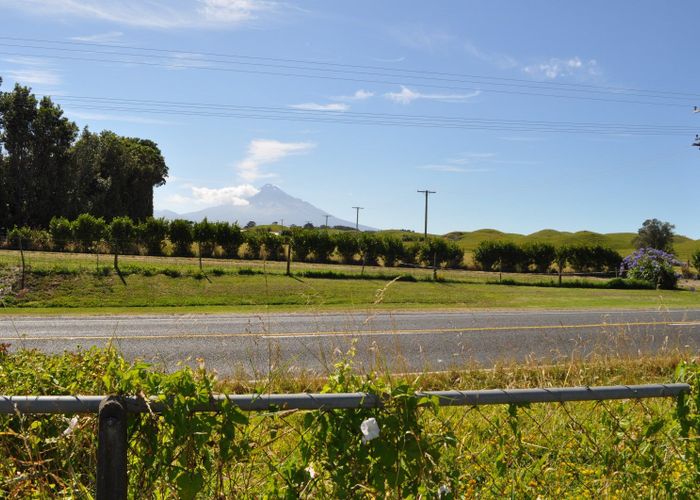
[31,96,78,226]
[634,219,675,252]
[0,83,37,228]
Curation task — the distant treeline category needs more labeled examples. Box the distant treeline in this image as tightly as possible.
[474,240,622,274]
[0,214,645,275]
[0,79,168,230]
[2,215,464,268]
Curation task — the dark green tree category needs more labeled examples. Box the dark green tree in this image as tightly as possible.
[139,217,169,256]
[0,83,38,228]
[72,213,106,253]
[634,219,675,252]
[169,219,194,257]
[214,221,243,259]
[194,218,216,260]
[418,238,464,268]
[108,216,135,283]
[334,231,360,264]
[243,231,262,259]
[48,216,73,251]
[524,242,556,273]
[261,231,284,260]
[380,235,405,267]
[308,230,336,263]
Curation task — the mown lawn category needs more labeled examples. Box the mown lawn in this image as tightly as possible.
[2,268,699,314]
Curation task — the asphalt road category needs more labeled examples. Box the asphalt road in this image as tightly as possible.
[1,309,700,376]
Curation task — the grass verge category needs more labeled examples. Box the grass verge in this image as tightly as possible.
[1,345,698,497]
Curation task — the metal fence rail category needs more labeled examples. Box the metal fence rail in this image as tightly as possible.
[0,383,690,414]
[0,383,690,499]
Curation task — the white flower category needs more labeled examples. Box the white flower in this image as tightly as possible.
[305,464,316,479]
[62,416,79,437]
[438,484,451,497]
[360,417,380,443]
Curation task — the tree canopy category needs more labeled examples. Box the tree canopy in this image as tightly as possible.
[0,80,168,229]
[634,219,675,253]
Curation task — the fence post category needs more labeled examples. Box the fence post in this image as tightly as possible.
[97,396,128,500]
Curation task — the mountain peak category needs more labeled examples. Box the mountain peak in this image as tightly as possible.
[259,183,281,192]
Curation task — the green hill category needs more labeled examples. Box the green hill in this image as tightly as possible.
[385,228,700,262]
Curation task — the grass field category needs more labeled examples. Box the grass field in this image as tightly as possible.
[1,249,699,314]
[2,346,698,497]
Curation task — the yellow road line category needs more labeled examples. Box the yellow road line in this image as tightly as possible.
[1,320,696,342]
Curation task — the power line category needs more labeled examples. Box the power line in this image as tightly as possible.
[39,94,695,136]
[1,35,697,100]
[0,44,693,108]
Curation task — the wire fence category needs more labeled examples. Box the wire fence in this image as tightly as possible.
[0,384,695,497]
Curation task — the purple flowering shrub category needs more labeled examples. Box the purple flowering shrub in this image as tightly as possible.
[620,247,681,289]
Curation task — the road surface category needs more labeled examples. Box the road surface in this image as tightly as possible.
[1,309,699,376]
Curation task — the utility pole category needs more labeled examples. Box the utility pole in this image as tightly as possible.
[352,206,364,231]
[417,189,436,240]
[693,106,699,149]
[323,214,330,228]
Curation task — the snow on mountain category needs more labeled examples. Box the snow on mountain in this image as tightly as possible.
[155,184,374,229]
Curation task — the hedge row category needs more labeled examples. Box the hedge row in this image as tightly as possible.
[473,240,623,274]
[2,215,464,268]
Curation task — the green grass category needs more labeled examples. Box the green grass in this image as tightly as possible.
[1,346,698,497]
[2,266,699,314]
[440,228,700,264]
[1,249,699,315]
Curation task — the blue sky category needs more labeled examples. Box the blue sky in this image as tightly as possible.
[1,1,699,237]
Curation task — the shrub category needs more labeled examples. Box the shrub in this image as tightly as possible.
[308,230,336,263]
[161,268,182,278]
[242,231,262,259]
[359,233,384,266]
[692,250,700,276]
[334,232,360,264]
[285,228,315,262]
[139,217,168,256]
[108,216,135,256]
[524,242,556,273]
[473,241,501,271]
[193,218,216,258]
[261,231,285,260]
[169,219,194,257]
[620,247,681,289]
[380,235,405,267]
[72,213,106,252]
[417,238,464,268]
[49,216,73,251]
[215,222,243,258]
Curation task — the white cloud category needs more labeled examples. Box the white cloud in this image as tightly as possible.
[198,0,276,23]
[289,102,350,112]
[5,68,61,86]
[191,184,259,205]
[0,0,283,29]
[417,164,492,173]
[384,85,480,105]
[334,89,374,101]
[389,25,453,52]
[372,56,406,63]
[64,110,176,125]
[523,57,600,80]
[236,139,315,181]
[164,184,259,208]
[463,41,518,70]
[70,31,124,42]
